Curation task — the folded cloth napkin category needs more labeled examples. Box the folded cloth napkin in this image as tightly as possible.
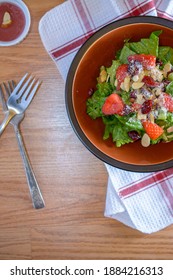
[39,0,173,234]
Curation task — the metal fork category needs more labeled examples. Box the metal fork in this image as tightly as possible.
[0,77,45,209]
[0,73,40,135]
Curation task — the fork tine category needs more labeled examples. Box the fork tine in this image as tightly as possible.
[22,78,36,100]
[7,81,15,95]
[0,84,8,111]
[10,73,28,98]
[23,80,41,105]
[11,80,16,89]
[8,80,16,95]
[2,80,16,98]
[3,82,10,96]
[16,75,33,99]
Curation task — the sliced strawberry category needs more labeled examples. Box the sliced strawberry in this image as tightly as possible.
[128,54,156,70]
[102,93,124,115]
[142,120,163,140]
[142,76,160,87]
[116,64,129,90]
[163,93,173,112]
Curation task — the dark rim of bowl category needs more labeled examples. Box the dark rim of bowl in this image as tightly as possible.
[65,16,173,172]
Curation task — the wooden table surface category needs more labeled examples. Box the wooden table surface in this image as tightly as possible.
[0,0,173,260]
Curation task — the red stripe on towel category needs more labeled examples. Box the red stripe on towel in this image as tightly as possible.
[124,0,155,16]
[51,31,94,60]
[119,169,173,199]
[73,0,93,32]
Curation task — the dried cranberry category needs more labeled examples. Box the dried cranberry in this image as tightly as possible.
[128,131,141,141]
[142,76,160,88]
[88,88,94,96]
[156,58,163,67]
[141,100,153,114]
[163,79,170,86]
[130,90,137,99]
[163,80,170,91]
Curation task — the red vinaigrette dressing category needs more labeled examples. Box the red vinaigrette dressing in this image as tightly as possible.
[0,2,26,42]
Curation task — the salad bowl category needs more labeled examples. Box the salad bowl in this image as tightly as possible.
[65,16,173,172]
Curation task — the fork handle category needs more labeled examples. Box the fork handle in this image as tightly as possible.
[14,126,45,209]
[0,111,15,136]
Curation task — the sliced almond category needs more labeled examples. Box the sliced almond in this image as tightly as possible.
[132,82,144,90]
[106,74,110,82]
[136,93,145,104]
[152,87,161,96]
[163,62,172,78]
[98,69,107,83]
[1,12,12,27]
[100,69,107,83]
[167,134,173,139]
[137,110,147,120]
[114,79,118,87]
[167,126,173,133]
[120,82,125,91]
[138,70,145,82]
[141,133,151,147]
[149,112,155,123]
[123,76,130,92]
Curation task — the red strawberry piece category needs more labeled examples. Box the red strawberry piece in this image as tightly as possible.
[163,93,173,112]
[142,120,163,140]
[128,54,156,70]
[116,64,129,90]
[142,76,160,87]
[102,93,124,115]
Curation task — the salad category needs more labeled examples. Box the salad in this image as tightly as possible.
[86,30,173,147]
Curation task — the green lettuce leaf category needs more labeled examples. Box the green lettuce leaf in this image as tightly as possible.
[106,60,120,85]
[102,115,119,140]
[102,115,135,147]
[86,82,113,119]
[125,31,161,57]
[156,112,173,142]
[166,81,173,96]
[112,124,133,147]
[119,45,136,64]
[116,114,144,131]
[157,112,173,128]
[158,46,173,64]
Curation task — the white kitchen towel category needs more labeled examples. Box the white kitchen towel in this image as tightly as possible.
[105,165,173,233]
[39,0,173,233]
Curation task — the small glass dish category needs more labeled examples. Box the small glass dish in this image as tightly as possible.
[0,0,31,46]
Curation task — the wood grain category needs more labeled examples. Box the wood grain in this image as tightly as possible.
[0,0,173,260]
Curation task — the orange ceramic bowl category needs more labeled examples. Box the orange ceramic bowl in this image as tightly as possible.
[65,16,173,172]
